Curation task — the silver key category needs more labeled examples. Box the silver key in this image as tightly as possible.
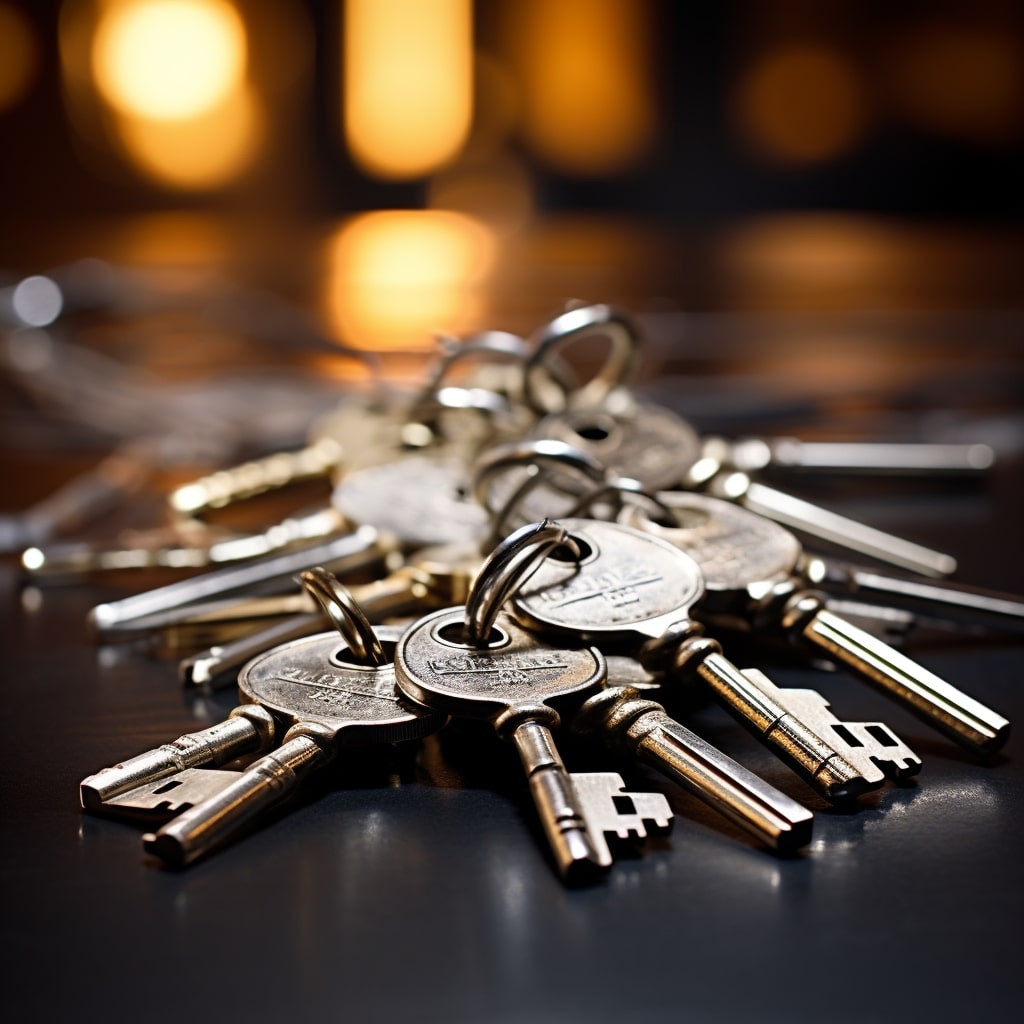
[725,436,995,476]
[88,525,390,635]
[573,683,814,854]
[394,520,672,882]
[621,492,1010,756]
[507,517,889,802]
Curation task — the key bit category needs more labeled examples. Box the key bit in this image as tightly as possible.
[575,685,814,854]
[95,767,246,824]
[80,706,276,811]
[740,669,921,783]
[571,773,673,866]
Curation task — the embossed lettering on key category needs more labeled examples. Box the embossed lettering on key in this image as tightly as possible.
[621,492,1010,757]
[508,518,884,802]
[394,521,672,883]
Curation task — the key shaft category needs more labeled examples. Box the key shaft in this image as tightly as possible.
[577,687,813,854]
[783,596,1010,756]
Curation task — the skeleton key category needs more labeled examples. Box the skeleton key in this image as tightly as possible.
[620,492,1010,756]
[507,517,889,802]
[98,571,445,867]
[572,682,814,854]
[394,520,672,882]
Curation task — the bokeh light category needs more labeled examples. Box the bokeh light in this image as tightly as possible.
[507,0,655,177]
[91,0,247,122]
[344,0,473,180]
[324,211,497,351]
[733,44,868,165]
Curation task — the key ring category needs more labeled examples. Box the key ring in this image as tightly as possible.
[473,438,609,548]
[299,565,387,666]
[463,519,581,647]
[522,303,643,415]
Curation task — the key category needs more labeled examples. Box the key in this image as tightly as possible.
[621,492,1011,756]
[523,405,958,577]
[725,436,996,476]
[394,520,672,882]
[80,705,278,813]
[573,682,814,854]
[506,517,888,802]
[114,572,445,867]
[22,506,345,581]
[332,455,489,550]
[88,525,390,635]
[804,559,1024,636]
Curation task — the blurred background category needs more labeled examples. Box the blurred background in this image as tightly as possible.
[0,0,1022,459]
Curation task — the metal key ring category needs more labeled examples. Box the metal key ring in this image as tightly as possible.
[473,439,611,547]
[299,565,387,666]
[463,520,581,647]
[522,303,643,415]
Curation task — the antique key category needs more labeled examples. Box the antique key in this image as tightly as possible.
[394,520,673,883]
[620,493,1011,756]
[82,568,446,866]
[517,406,957,577]
[571,681,815,854]
[506,518,917,801]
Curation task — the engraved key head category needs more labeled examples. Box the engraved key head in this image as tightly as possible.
[238,625,445,747]
[509,518,707,644]
[394,606,606,723]
[332,455,489,548]
[619,492,801,615]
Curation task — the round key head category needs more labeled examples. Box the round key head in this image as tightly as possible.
[394,606,606,722]
[618,492,801,615]
[531,402,701,492]
[509,518,707,644]
[332,455,489,548]
[238,625,445,747]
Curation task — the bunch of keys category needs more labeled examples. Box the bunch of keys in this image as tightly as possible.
[81,566,446,867]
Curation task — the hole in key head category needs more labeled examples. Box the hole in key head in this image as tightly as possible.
[331,639,398,668]
[435,620,509,649]
[547,535,593,562]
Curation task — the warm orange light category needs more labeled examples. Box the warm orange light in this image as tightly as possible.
[344,0,473,180]
[507,0,655,177]
[886,25,1022,143]
[92,0,246,121]
[0,4,39,112]
[113,84,262,189]
[324,211,496,351]
[734,45,867,165]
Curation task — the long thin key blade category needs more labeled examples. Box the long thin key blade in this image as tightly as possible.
[627,709,812,853]
[739,479,957,577]
[766,439,995,475]
[793,606,1010,756]
[816,562,1024,635]
[142,734,328,868]
[89,526,385,633]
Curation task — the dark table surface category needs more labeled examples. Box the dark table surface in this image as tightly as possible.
[2,214,1022,1023]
